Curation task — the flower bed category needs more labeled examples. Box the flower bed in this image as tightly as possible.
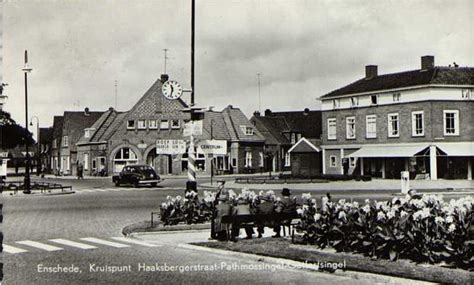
[296,193,473,270]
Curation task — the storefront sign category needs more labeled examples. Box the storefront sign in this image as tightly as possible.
[138,143,147,149]
[156,139,186,155]
[197,140,227,155]
[183,120,203,136]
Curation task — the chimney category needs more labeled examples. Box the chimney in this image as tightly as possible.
[264,109,272,116]
[421,56,434,70]
[84,107,90,116]
[160,74,169,83]
[253,111,261,117]
[303,108,310,115]
[365,65,378,79]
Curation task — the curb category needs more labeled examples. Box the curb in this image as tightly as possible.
[122,221,211,236]
[4,190,75,197]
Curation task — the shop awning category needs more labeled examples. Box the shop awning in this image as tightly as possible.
[347,144,429,158]
[435,142,474,156]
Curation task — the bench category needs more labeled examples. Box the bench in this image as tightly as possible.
[220,212,300,241]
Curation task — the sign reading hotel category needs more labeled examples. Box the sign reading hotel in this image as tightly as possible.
[156,139,186,155]
[183,121,203,136]
[197,140,227,155]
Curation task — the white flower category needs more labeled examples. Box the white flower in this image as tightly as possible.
[362,205,371,214]
[302,205,309,211]
[296,208,304,216]
[314,213,321,221]
[376,211,386,221]
[338,199,346,205]
[301,193,312,200]
[166,195,172,200]
[338,211,347,220]
[275,197,281,202]
[161,203,167,208]
[434,217,444,225]
[352,201,359,208]
[386,210,396,220]
[447,223,456,233]
[445,215,454,224]
[400,210,408,218]
[311,199,317,205]
[365,199,370,204]
[176,195,182,201]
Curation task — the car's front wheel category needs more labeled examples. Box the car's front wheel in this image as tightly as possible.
[133,180,140,188]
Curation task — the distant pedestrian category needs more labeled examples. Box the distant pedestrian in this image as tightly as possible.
[77,163,84,180]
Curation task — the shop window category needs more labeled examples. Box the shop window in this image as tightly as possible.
[148,120,158,129]
[346,117,356,139]
[388,113,399,137]
[160,120,169,130]
[443,110,459,136]
[330,155,337,167]
[127,120,135,130]
[411,111,424,136]
[171,119,181,129]
[137,120,147,129]
[327,118,337,140]
[366,115,377,138]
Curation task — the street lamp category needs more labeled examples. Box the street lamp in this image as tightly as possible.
[22,50,33,194]
[210,118,215,186]
[30,116,40,176]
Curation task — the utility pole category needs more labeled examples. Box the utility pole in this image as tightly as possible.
[163,48,169,74]
[257,73,262,113]
[114,80,118,110]
[191,0,195,106]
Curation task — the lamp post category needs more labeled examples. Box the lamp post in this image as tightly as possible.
[30,116,40,176]
[22,50,33,194]
[210,119,215,186]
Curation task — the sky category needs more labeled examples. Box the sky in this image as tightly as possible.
[1,0,473,140]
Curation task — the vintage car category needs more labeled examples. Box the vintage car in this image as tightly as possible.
[112,165,160,187]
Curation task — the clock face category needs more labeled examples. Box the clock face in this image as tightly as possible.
[162,80,183,100]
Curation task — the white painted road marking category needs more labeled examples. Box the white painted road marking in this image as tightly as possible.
[80,237,130,248]
[111,237,162,247]
[16,240,63,252]
[49,239,98,250]
[3,244,28,254]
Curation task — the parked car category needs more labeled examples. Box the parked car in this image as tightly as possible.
[112,165,160,187]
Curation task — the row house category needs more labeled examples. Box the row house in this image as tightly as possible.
[250,108,322,176]
[39,127,53,173]
[320,56,474,180]
[75,75,265,176]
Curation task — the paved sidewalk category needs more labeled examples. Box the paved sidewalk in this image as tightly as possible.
[201,179,474,192]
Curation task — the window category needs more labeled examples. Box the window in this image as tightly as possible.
[332,99,340,109]
[127,120,135,130]
[259,152,264,167]
[393,93,401,102]
[330,155,337,167]
[350,97,359,107]
[160,120,169,129]
[366,115,377,138]
[327,118,337,140]
[137,120,147,129]
[346,117,356,139]
[148,120,158,129]
[240,126,254,135]
[84,128,95,138]
[285,152,291,167]
[462,89,472,99]
[245,152,252,167]
[349,157,356,167]
[291,133,296,144]
[92,159,97,170]
[371,95,378,105]
[388,113,399,137]
[84,153,89,170]
[52,139,57,149]
[62,136,69,147]
[411,111,424,136]
[232,158,237,167]
[296,133,302,141]
[171,119,181,129]
[443,110,459,136]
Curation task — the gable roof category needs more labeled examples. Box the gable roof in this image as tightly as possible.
[77,108,126,145]
[288,138,321,153]
[321,67,474,98]
[52,116,64,139]
[39,127,53,144]
[62,110,104,149]
[221,106,265,142]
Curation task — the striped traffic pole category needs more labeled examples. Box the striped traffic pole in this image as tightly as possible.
[187,134,196,182]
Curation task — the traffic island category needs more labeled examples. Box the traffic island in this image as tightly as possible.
[191,238,472,285]
[122,221,211,236]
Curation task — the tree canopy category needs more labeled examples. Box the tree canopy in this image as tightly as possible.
[0,110,35,149]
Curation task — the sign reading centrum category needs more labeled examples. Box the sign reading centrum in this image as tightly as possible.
[156,139,186,155]
[197,140,227,155]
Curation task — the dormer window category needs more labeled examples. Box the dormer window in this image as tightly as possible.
[127,120,135,130]
[84,128,96,138]
[350,97,359,107]
[171,119,181,129]
[371,95,378,105]
[137,119,147,129]
[240,126,254,135]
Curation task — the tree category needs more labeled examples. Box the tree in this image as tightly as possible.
[0,110,35,149]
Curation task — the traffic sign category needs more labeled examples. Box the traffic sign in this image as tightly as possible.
[183,120,203,136]
[197,140,227,155]
[156,139,186,155]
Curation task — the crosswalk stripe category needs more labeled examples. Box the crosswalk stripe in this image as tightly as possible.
[80,237,130,248]
[49,239,97,249]
[16,240,63,251]
[110,237,161,247]
[3,244,28,254]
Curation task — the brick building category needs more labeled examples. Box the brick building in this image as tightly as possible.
[320,56,474,180]
[75,75,264,176]
[250,108,322,176]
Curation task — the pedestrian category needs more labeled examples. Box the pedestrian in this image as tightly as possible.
[77,163,84,180]
[273,188,297,238]
[213,180,231,241]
